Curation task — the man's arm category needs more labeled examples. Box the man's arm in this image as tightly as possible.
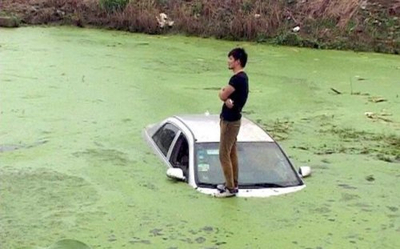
[219,85,235,101]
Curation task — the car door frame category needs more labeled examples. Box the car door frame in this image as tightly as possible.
[146,120,179,167]
[145,118,196,187]
[166,119,196,187]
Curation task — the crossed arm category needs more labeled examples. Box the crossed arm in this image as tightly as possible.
[219,85,235,101]
[219,85,235,108]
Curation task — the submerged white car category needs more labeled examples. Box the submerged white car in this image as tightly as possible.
[144,114,311,198]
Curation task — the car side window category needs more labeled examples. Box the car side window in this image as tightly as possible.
[169,134,189,179]
[152,123,179,156]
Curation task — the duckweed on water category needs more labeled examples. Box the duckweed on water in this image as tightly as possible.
[1,26,400,249]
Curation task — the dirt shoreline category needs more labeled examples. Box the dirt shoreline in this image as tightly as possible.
[1,0,399,54]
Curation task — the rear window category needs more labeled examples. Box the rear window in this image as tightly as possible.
[152,123,179,156]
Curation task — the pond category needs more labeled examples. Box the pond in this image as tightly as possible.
[1,26,400,249]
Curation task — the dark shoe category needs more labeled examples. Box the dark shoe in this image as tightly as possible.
[214,187,237,198]
[217,183,238,193]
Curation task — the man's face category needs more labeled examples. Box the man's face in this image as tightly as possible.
[227,56,239,70]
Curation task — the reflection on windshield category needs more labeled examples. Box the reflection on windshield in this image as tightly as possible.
[195,142,302,188]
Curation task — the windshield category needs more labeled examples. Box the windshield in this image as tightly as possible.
[195,142,302,188]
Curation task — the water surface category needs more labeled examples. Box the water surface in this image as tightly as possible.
[1,27,400,249]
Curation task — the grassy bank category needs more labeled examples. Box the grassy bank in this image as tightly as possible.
[1,0,399,53]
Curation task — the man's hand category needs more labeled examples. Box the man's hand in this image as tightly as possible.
[219,85,235,101]
[225,98,234,109]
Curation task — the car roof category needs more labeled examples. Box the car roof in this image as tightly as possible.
[173,114,275,143]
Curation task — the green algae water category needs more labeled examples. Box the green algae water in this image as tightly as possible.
[1,26,400,249]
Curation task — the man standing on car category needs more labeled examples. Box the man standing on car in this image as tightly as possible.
[215,48,249,198]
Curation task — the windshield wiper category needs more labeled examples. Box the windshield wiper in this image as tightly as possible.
[252,183,286,188]
[196,183,218,188]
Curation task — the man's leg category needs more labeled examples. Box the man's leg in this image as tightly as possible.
[230,121,241,188]
[219,120,234,189]
[231,140,239,188]
[219,119,240,190]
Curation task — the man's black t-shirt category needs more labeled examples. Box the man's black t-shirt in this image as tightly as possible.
[220,72,249,121]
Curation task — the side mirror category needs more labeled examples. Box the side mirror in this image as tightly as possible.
[166,168,186,181]
[298,166,311,178]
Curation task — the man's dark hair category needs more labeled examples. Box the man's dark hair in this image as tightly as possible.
[228,48,248,68]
